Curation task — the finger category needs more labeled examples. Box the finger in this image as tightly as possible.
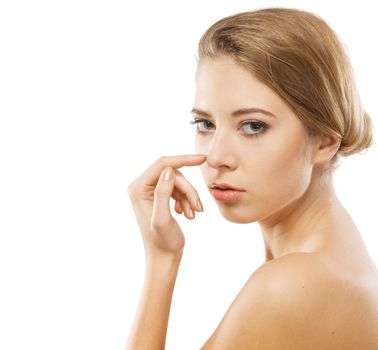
[173,169,203,212]
[151,167,176,228]
[182,198,195,220]
[174,199,183,214]
[172,194,189,218]
[132,154,206,188]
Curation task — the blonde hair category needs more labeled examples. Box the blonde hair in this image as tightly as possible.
[196,7,374,171]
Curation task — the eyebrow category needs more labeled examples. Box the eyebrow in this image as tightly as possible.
[190,107,277,118]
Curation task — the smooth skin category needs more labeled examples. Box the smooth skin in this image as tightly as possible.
[125,154,207,350]
[125,55,378,349]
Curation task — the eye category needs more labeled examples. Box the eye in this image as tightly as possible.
[189,119,268,138]
[189,119,215,133]
[241,121,266,137]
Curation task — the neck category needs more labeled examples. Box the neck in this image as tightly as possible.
[258,167,346,262]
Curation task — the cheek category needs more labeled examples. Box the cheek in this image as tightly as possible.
[254,132,311,200]
[195,136,207,165]
[195,138,208,177]
[195,136,204,154]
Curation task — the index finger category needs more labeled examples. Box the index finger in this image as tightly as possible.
[141,154,207,187]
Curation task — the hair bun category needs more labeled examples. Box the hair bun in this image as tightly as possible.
[339,111,374,157]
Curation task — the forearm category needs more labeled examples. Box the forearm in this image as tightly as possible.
[125,252,183,350]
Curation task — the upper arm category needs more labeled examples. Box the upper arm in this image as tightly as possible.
[200,253,333,350]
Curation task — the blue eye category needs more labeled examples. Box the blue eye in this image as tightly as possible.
[189,119,214,132]
[189,119,267,138]
[241,122,266,136]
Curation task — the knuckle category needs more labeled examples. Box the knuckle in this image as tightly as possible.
[127,187,135,199]
[151,217,171,230]
[157,155,167,163]
[127,181,139,198]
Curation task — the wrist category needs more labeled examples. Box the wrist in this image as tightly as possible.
[145,249,183,280]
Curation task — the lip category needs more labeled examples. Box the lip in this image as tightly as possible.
[211,188,245,202]
[210,182,246,202]
[210,182,246,191]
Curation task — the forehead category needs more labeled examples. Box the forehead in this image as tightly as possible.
[194,57,290,117]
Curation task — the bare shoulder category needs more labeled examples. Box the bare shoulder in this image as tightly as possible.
[200,252,378,350]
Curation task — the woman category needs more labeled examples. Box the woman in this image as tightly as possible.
[125,7,378,349]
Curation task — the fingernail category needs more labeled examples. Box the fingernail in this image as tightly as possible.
[196,199,203,212]
[189,208,194,219]
[163,167,172,181]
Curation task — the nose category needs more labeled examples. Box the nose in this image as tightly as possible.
[203,127,238,170]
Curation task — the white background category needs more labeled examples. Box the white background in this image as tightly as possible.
[0,1,377,349]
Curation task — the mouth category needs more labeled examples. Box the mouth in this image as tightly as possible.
[211,185,246,202]
[210,182,246,192]
[210,184,246,202]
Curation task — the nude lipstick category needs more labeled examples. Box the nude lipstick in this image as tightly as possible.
[210,183,246,202]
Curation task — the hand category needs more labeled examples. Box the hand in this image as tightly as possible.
[127,154,207,259]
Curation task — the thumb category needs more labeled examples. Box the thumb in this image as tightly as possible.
[151,166,175,228]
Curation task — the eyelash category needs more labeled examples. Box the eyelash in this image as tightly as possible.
[188,118,268,138]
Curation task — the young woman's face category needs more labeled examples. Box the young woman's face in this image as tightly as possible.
[192,56,317,223]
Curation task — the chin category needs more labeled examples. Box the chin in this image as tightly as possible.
[217,205,259,224]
